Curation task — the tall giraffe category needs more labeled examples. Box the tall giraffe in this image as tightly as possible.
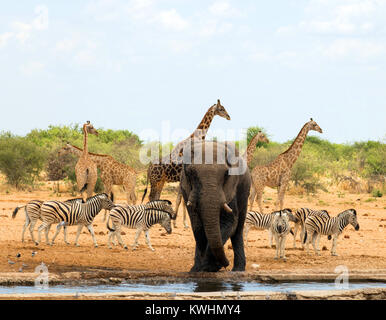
[249,119,322,212]
[75,121,99,202]
[141,99,231,204]
[59,143,138,204]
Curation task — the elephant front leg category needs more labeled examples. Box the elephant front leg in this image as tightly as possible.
[230,229,246,271]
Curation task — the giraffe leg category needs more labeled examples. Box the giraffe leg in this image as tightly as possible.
[103,182,112,222]
[255,187,265,213]
[276,178,289,211]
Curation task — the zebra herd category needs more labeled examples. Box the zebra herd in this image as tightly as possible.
[245,207,360,260]
[12,195,360,259]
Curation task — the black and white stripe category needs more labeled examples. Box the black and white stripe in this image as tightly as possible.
[38,193,114,247]
[244,208,298,248]
[12,197,82,243]
[303,208,359,256]
[270,209,292,260]
[106,200,175,251]
[292,208,330,248]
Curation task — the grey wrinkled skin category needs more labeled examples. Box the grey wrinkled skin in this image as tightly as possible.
[180,141,251,272]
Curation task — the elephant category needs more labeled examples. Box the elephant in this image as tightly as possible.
[180,140,251,272]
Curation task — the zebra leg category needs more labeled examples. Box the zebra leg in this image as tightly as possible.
[115,226,127,249]
[86,224,98,248]
[63,225,70,245]
[281,235,287,260]
[293,223,299,248]
[29,219,38,244]
[37,223,46,245]
[300,226,306,249]
[268,229,273,248]
[51,224,62,245]
[22,209,30,243]
[311,232,319,255]
[144,230,155,251]
[44,224,52,245]
[75,225,83,246]
[316,233,321,255]
[331,234,339,256]
[274,234,279,259]
[132,228,142,250]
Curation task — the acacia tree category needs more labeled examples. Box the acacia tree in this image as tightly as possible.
[0,134,46,189]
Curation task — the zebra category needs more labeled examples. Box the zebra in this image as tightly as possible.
[292,208,331,248]
[12,197,82,243]
[270,209,292,260]
[38,193,114,247]
[244,208,298,248]
[303,208,359,256]
[106,200,176,251]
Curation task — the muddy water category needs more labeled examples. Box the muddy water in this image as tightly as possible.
[0,280,385,295]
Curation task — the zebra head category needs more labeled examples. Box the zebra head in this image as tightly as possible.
[98,193,115,210]
[145,200,176,220]
[347,209,359,231]
[273,210,290,234]
[282,208,299,223]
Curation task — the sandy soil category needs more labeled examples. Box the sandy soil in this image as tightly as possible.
[0,183,385,278]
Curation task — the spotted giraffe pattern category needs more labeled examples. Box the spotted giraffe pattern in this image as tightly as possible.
[75,121,99,202]
[59,143,138,204]
[249,119,323,212]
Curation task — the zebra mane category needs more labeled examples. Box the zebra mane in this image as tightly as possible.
[86,193,109,202]
[337,209,356,218]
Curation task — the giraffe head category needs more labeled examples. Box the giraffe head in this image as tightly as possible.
[255,131,269,144]
[213,99,231,120]
[83,121,99,136]
[57,142,74,157]
[307,118,323,133]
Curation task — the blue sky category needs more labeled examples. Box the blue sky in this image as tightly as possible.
[0,0,385,143]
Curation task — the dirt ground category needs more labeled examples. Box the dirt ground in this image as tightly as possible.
[0,182,385,278]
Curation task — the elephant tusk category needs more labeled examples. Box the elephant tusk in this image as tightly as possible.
[223,203,233,213]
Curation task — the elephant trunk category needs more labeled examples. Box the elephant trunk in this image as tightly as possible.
[200,197,229,269]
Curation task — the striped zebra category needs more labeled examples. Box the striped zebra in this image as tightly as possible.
[38,193,114,247]
[270,209,292,260]
[292,208,330,248]
[244,208,298,248]
[12,197,82,243]
[106,200,176,251]
[303,208,359,256]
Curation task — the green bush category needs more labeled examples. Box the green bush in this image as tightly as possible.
[0,133,46,189]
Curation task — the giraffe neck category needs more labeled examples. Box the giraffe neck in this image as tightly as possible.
[82,125,89,157]
[245,134,262,165]
[191,105,215,139]
[282,123,310,166]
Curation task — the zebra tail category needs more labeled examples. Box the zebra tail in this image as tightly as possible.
[12,206,22,219]
[106,215,115,232]
[303,231,307,244]
[290,228,294,236]
[141,167,150,203]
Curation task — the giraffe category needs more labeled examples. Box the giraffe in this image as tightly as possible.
[243,131,269,165]
[59,143,138,220]
[141,99,231,226]
[75,121,99,202]
[249,118,323,212]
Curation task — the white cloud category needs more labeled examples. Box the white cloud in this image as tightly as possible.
[209,0,241,18]
[155,9,189,31]
[322,38,386,59]
[0,5,49,47]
